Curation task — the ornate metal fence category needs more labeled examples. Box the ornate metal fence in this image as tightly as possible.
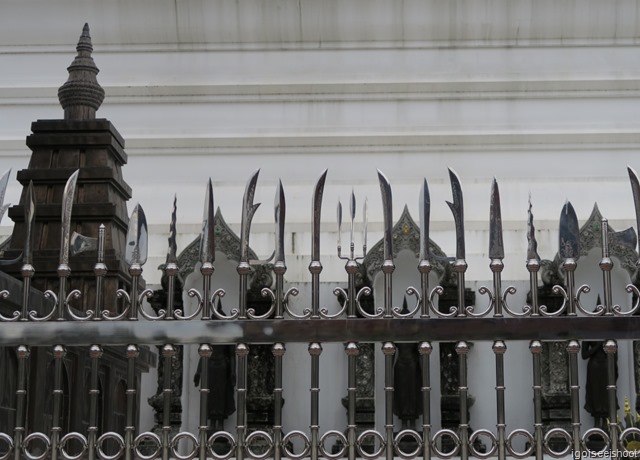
[1,165,640,460]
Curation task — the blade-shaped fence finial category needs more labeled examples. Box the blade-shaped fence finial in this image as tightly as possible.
[199,179,215,265]
[166,194,178,264]
[489,177,504,260]
[559,200,580,260]
[311,169,328,261]
[419,178,431,261]
[446,168,465,259]
[274,180,286,263]
[377,170,393,260]
[240,170,260,263]
[527,194,540,262]
[125,203,148,266]
[60,170,80,266]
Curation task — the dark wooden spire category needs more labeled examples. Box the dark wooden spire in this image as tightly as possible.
[57,23,105,120]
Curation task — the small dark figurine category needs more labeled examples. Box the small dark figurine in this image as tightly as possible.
[194,300,236,432]
[393,297,422,428]
[582,339,618,429]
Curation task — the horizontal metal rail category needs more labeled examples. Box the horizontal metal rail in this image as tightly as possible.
[0,316,639,346]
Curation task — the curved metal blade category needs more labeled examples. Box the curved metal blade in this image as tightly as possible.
[60,170,79,266]
[0,169,11,224]
[125,203,148,266]
[199,179,215,264]
[311,169,328,261]
[446,168,465,259]
[166,194,178,264]
[610,227,637,252]
[559,201,580,260]
[274,180,286,263]
[70,232,97,256]
[419,178,431,261]
[628,166,640,253]
[23,181,35,265]
[377,170,393,260]
[527,195,540,261]
[489,177,504,260]
[240,170,260,263]
[337,199,342,248]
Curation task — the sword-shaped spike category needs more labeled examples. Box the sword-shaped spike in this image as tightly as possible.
[199,179,215,265]
[559,200,580,260]
[166,194,178,264]
[419,178,431,261]
[337,199,342,249]
[240,170,260,263]
[23,181,35,265]
[446,168,465,260]
[60,170,80,266]
[125,203,148,266]
[311,169,328,261]
[628,166,640,254]
[377,170,393,261]
[489,177,504,260]
[274,180,286,263]
[0,169,11,224]
[350,189,356,248]
[363,198,368,253]
[527,194,540,262]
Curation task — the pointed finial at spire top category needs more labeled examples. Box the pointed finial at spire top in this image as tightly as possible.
[57,23,105,120]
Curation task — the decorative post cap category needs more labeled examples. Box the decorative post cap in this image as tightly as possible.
[57,23,105,120]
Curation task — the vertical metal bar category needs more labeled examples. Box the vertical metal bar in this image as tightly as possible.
[456,341,470,460]
[93,224,106,320]
[274,269,285,319]
[272,343,285,460]
[13,346,29,460]
[87,345,103,460]
[529,341,543,460]
[418,261,431,318]
[345,342,359,460]
[237,264,250,319]
[418,342,432,460]
[236,343,249,460]
[567,341,581,454]
[527,260,541,316]
[164,265,177,319]
[161,345,176,460]
[20,265,34,320]
[309,343,322,460]
[200,263,213,319]
[346,262,358,318]
[309,263,322,319]
[604,340,619,452]
[128,267,141,320]
[50,345,66,460]
[56,270,69,320]
[198,344,212,460]
[493,341,506,460]
[600,219,614,315]
[382,263,394,318]
[382,342,396,460]
[491,261,504,317]
[124,345,139,460]
[564,261,578,316]
[455,261,468,317]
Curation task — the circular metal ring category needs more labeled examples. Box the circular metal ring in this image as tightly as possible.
[207,431,236,460]
[506,429,535,459]
[356,429,386,460]
[581,428,610,453]
[319,430,348,459]
[59,432,88,460]
[171,431,199,460]
[620,427,640,452]
[431,429,460,459]
[282,430,310,460]
[96,432,125,460]
[469,429,497,459]
[543,427,572,458]
[244,430,273,460]
[134,431,162,460]
[0,432,14,460]
[22,432,51,460]
[393,429,423,460]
